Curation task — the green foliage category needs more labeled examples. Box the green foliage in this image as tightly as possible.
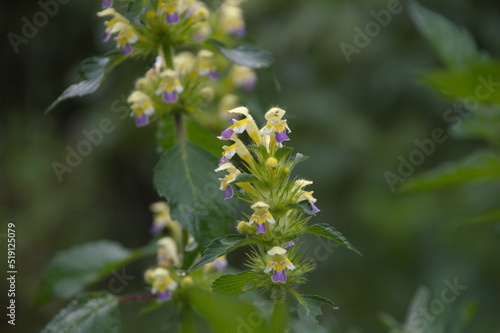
[188,234,257,271]
[40,293,121,333]
[206,39,274,69]
[212,271,260,296]
[305,223,361,255]
[35,241,153,305]
[408,1,479,70]
[185,119,223,158]
[421,61,500,103]
[46,50,125,113]
[126,0,149,26]
[287,287,337,324]
[402,150,500,192]
[153,142,238,246]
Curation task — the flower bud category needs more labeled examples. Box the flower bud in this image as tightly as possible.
[181,276,194,288]
[200,87,214,101]
[266,157,278,170]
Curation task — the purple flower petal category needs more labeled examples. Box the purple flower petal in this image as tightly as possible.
[311,202,320,214]
[275,130,290,143]
[234,27,246,38]
[272,270,286,283]
[162,91,178,103]
[219,156,229,166]
[102,0,113,8]
[122,43,133,56]
[223,185,233,200]
[102,32,110,42]
[214,260,227,271]
[167,12,179,24]
[285,241,295,248]
[135,114,149,127]
[150,223,163,235]
[157,290,172,301]
[221,128,234,140]
[256,223,266,234]
[242,79,256,91]
[209,70,219,81]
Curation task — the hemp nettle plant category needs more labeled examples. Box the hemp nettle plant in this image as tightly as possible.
[39,0,360,331]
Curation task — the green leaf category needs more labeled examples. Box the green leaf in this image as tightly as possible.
[46,50,125,113]
[188,234,256,271]
[305,223,361,255]
[206,39,274,69]
[421,60,500,103]
[36,241,153,305]
[287,288,337,323]
[461,208,500,226]
[154,142,238,246]
[41,293,121,333]
[185,119,222,157]
[451,105,500,144]
[126,0,149,26]
[408,2,478,69]
[402,151,500,192]
[156,116,177,154]
[212,271,259,296]
[188,288,268,333]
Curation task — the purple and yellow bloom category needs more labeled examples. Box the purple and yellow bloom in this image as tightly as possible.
[156,69,184,103]
[249,201,275,234]
[98,8,139,55]
[158,0,180,24]
[293,180,320,213]
[215,163,241,199]
[127,91,155,127]
[196,50,218,80]
[220,107,262,145]
[219,2,246,37]
[264,246,295,283]
[157,237,180,267]
[229,65,257,91]
[262,107,291,143]
[148,267,178,301]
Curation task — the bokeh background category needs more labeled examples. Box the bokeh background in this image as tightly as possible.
[1,0,500,332]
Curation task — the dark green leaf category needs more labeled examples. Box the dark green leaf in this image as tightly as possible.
[185,118,222,157]
[154,142,238,246]
[305,223,361,255]
[461,208,500,226]
[402,151,500,192]
[40,293,121,333]
[188,288,268,333]
[408,2,478,69]
[36,241,153,305]
[287,288,336,324]
[46,50,125,113]
[188,234,256,271]
[126,0,149,26]
[156,116,177,154]
[212,271,259,296]
[421,60,500,103]
[206,39,274,68]
[451,105,500,144]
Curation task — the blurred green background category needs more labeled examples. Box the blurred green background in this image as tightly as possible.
[1,0,500,332]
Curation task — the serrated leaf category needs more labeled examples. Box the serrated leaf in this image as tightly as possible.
[36,241,153,305]
[46,50,125,113]
[40,293,121,333]
[402,151,500,192]
[206,39,274,68]
[126,0,149,26]
[154,142,238,246]
[408,2,478,69]
[188,234,256,271]
[287,288,336,324]
[305,223,361,255]
[212,271,259,296]
[421,60,500,103]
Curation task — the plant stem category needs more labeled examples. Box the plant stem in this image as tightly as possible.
[175,112,183,142]
[181,305,195,333]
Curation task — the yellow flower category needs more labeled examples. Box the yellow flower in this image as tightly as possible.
[249,201,276,234]
[229,65,257,91]
[150,267,178,301]
[157,237,180,267]
[128,91,154,127]
[97,8,138,55]
[264,247,295,283]
[215,162,241,199]
[196,50,218,79]
[262,107,291,143]
[157,69,184,103]
[219,2,246,37]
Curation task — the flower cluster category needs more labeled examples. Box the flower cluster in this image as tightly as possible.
[144,201,227,301]
[96,0,257,128]
[215,106,318,284]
